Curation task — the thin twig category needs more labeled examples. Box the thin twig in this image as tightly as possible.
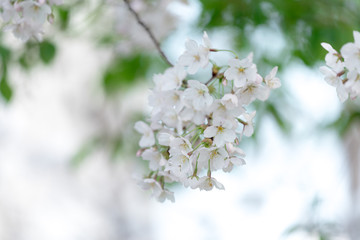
[205,75,216,85]
[123,0,173,67]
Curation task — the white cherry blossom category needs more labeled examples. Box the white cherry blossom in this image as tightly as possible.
[183,80,213,110]
[265,66,281,89]
[178,32,211,74]
[319,66,348,102]
[166,153,192,180]
[139,179,175,202]
[224,54,257,87]
[340,31,360,71]
[141,148,167,171]
[169,137,193,156]
[134,121,155,148]
[321,42,344,73]
[241,111,256,137]
[204,124,236,147]
[196,176,225,191]
[237,81,270,105]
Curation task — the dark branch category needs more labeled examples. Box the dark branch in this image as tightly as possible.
[123,0,173,67]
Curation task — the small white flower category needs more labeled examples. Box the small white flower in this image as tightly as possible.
[134,121,155,148]
[196,176,225,191]
[341,31,360,71]
[169,137,193,156]
[221,93,238,109]
[265,66,281,89]
[237,80,270,105]
[223,143,246,172]
[0,1,17,22]
[141,148,167,171]
[198,147,229,170]
[139,179,175,203]
[183,176,201,189]
[21,1,51,26]
[183,80,213,111]
[321,42,344,73]
[166,153,192,180]
[211,99,243,129]
[241,111,256,137]
[157,132,175,146]
[178,32,211,74]
[319,66,348,102]
[204,124,236,147]
[154,65,186,91]
[224,54,257,87]
[346,70,360,99]
[180,106,207,125]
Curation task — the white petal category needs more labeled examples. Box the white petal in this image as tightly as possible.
[228,58,240,68]
[204,126,218,138]
[321,42,335,52]
[139,133,155,148]
[354,31,360,47]
[212,178,225,190]
[157,132,173,146]
[134,121,149,134]
[202,31,211,48]
[185,39,198,52]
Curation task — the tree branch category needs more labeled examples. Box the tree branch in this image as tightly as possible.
[123,0,173,67]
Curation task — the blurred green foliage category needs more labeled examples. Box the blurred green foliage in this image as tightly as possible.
[198,0,360,65]
[19,40,57,69]
[197,0,360,137]
[102,53,167,95]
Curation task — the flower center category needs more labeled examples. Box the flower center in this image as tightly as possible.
[217,126,224,133]
[194,55,200,62]
[238,67,245,73]
[209,149,219,160]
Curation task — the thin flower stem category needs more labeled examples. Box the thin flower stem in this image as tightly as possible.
[191,153,200,178]
[182,125,197,137]
[123,0,173,67]
[207,158,211,177]
[205,75,216,85]
[210,49,239,58]
[191,141,204,152]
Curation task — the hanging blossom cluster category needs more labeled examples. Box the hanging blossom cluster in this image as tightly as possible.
[0,0,62,41]
[320,30,360,102]
[135,32,281,202]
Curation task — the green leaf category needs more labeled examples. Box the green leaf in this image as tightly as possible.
[57,7,70,30]
[0,75,13,102]
[39,40,56,64]
[0,46,11,62]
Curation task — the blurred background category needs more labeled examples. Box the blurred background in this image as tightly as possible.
[1,0,360,239]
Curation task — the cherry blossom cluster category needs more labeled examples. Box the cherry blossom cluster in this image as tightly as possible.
[0,0,62,41]
[320,31,360,102]
[135,32,280,202]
